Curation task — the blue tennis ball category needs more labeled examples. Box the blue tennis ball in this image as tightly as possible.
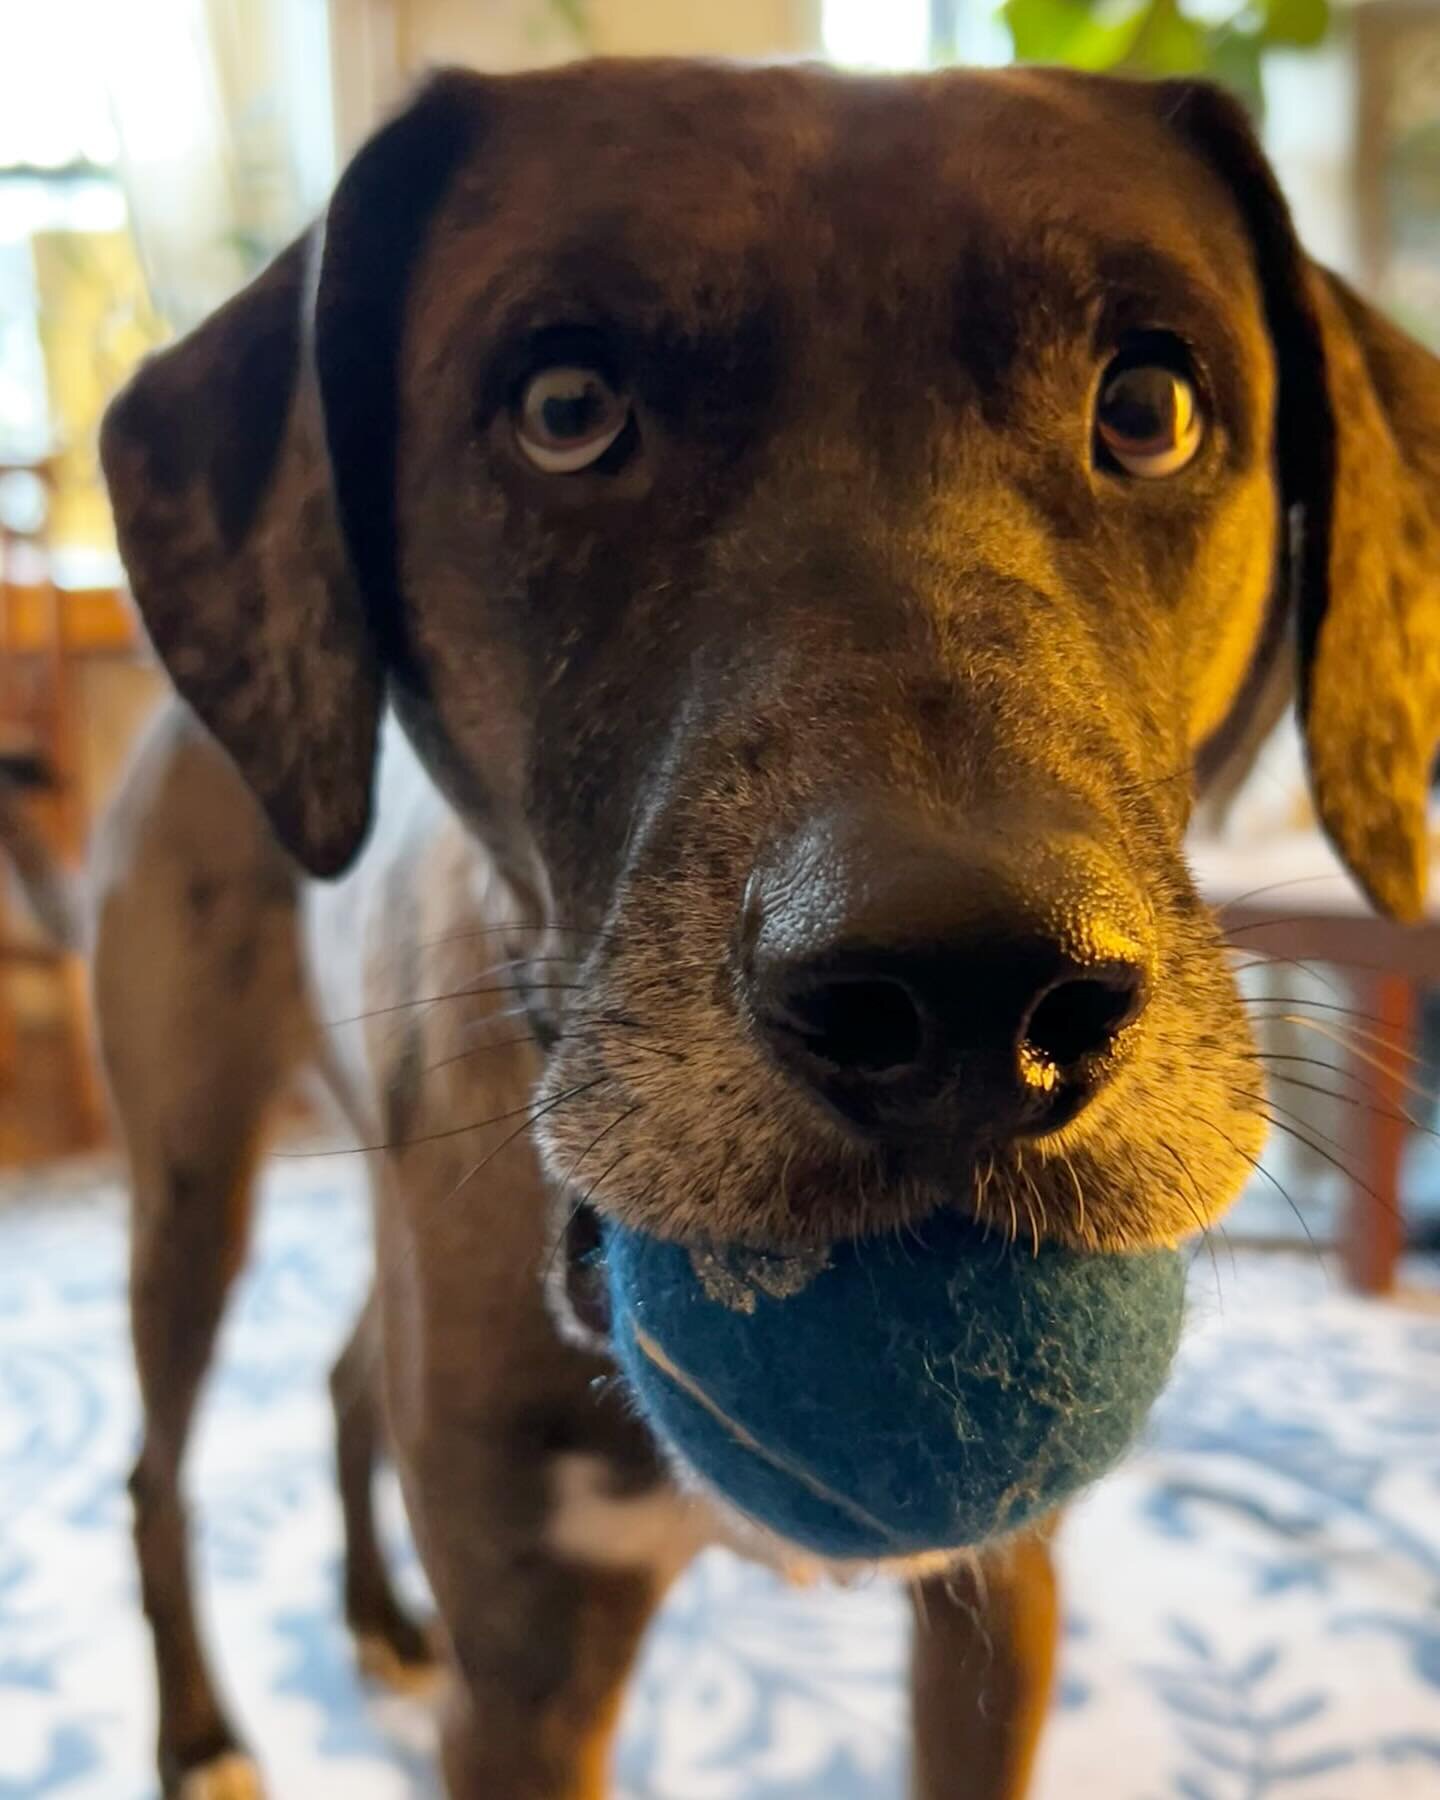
[605,1215,1183,1560]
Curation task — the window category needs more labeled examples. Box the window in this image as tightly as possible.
[0,0,334,555]
[0,2,162,554]
[821,0,1010,70]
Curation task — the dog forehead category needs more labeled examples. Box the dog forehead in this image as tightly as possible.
[418,61,1257,309]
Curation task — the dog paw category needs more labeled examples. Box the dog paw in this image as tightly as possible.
[356,1626,445,1697]
[175,1753,266,1800]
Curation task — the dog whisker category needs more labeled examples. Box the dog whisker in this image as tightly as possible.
[414,920,609,952]
[1058,1152,1088,1244]
[441,1077,612,1209]
[583,1008,689,1063]
[1251,1108,1406,1226]
[424,1032,551,1074]
[560,1102,644,1199]
[1216,873,1369,916]
[361,944,587,986]
[325,979,585,1029]
[1241,1003,1427,1083]
[1225,949,1346,1001]
[1192,1114,1320,1265]
[1248,1066,1434,1137]
[1232,1083,1357,1161]
[277,1075,606,1158]
[425,1018,680,1075]
[1272,1015,1429,1088]
[1238,979,1425,1022]
[551,1146,636,1284]
[1239,993,1426,1047]
[1113,762,1195,798]
[1155,1137,1228,1295]
[1219,915,1347,940]
[577,1147,633,1220]
[1252,1046,1415,1080]
[541,1123,640,1291]
[1235,1072,1424,1191]
[1251,1047,1437,1113]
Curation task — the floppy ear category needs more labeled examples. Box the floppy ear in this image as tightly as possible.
[1159,80,1440,921]
[100,72,483,876]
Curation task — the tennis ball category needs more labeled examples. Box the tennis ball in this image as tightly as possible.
[604,1214,1183,1560]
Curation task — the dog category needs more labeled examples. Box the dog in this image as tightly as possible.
[12,56,1439,1800]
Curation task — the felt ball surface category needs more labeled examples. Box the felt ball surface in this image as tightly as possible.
[605,1215,1184,1560]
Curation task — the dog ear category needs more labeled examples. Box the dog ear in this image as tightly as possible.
[1159,79,1440,921]
[101,72,483,876]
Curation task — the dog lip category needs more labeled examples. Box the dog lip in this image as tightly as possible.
[562,1200,613,1340]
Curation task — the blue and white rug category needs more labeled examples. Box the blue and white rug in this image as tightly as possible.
[3,1162,1440,1799]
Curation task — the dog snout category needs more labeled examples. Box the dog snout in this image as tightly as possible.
[741,805,1152,1146]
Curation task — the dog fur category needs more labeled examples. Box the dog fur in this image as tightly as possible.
[14,58,1440,1800]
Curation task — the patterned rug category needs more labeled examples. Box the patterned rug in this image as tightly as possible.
[4,1162,1440,1799]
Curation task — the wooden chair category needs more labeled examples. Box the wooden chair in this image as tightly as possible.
[0,450,105,1149]
[1191,833,1440,1296]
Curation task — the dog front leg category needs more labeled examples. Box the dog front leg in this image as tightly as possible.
[431,1546,662,1799]
[908,1524,1059,1800]
[390,1378,678,1800]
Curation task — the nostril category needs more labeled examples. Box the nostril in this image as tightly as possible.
[779,976,924,1075]
[1022,968,1146,1072]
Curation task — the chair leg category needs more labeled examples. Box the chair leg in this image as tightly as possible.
[61,951,105,1145]
[1340,971,1410,1296]
[0,885,16,1087]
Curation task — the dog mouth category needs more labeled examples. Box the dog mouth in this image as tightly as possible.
[560,1199,613,1342]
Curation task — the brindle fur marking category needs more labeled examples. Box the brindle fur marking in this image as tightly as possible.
[68,59,1440,1800]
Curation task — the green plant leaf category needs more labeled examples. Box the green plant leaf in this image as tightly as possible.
[999,0,1328,96]
[1000,0,1150,70]
[1260,0,1328,48]
[1205,24,1266,115]
[545,0,590,42]
[1121,0,1209,74]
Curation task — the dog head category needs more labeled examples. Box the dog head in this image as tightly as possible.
[102,62,1440,1266]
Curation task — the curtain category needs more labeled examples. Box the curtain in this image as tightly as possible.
[99,0,335,332]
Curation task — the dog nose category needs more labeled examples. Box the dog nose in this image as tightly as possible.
[743,808,1151,1143]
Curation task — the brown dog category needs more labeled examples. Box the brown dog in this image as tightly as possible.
[53,56,1440,1800]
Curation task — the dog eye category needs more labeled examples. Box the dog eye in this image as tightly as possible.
[1095,361,1203,478]
[515,366,632,474]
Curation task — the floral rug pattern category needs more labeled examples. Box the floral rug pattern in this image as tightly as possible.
[3,1165,1439,1798]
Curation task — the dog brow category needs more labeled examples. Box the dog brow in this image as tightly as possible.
[1093,242,1240,340]
[472,246,782,432]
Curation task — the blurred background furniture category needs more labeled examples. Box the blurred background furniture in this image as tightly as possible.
[1194,832,1440,1297]
[0,446,109,1151]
